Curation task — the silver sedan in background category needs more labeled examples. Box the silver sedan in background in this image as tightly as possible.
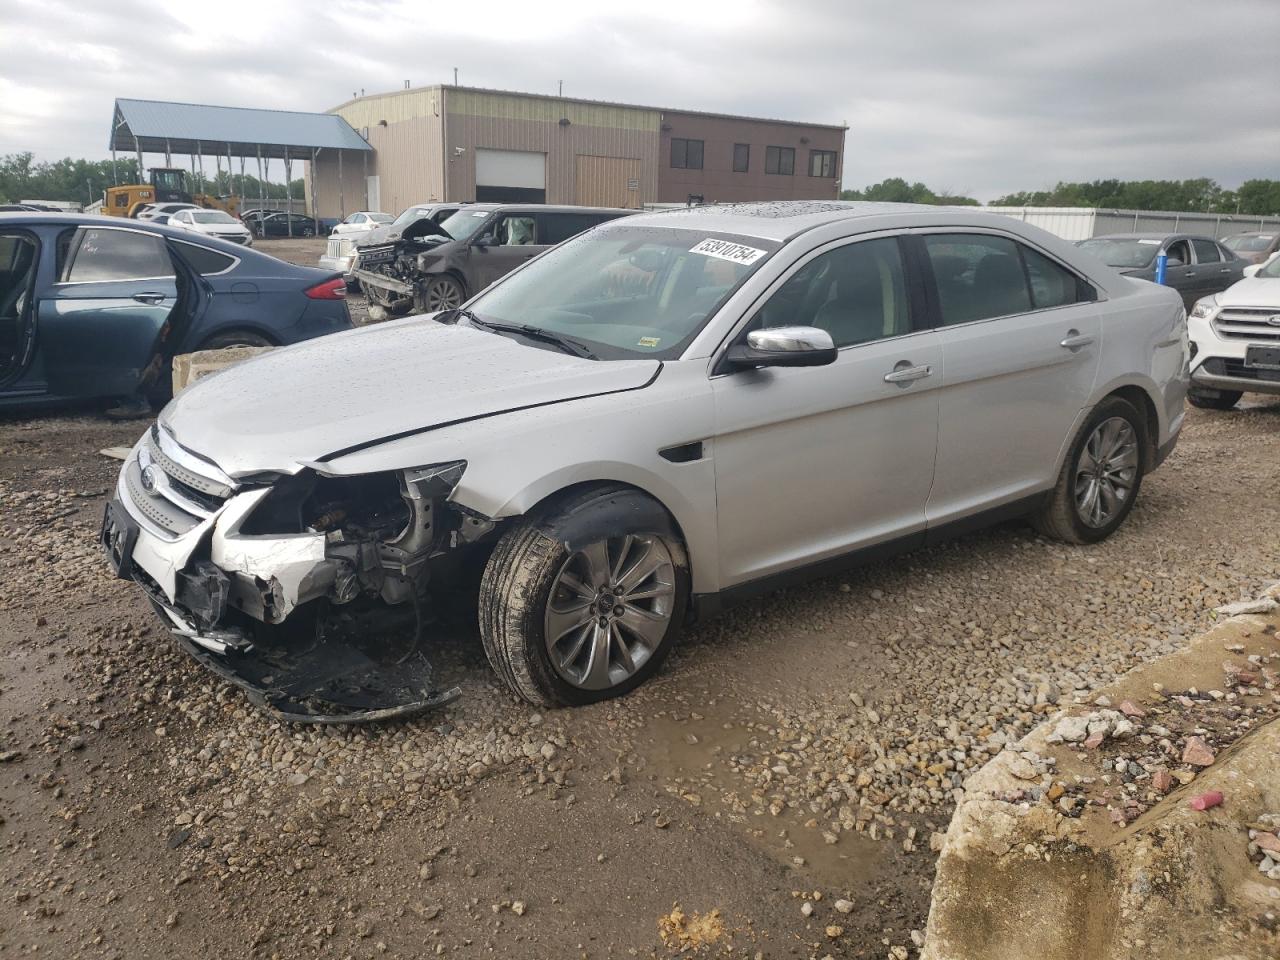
[104,202,1188,720]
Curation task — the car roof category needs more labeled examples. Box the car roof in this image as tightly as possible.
[620,200,1016,242]
[451,203,637,216]
[1087,231,1218,242]
[0,211,254,246]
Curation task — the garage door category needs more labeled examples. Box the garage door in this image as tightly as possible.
[475,149,546,203]
[576,156,641,209]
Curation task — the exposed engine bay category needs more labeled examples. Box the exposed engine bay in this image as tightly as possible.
[354,219,453,318]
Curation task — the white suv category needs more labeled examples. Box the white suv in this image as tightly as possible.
[102,202,1189,721]
[1188,254,1280,409]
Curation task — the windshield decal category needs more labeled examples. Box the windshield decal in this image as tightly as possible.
[637,336,660,348]
[689,238,767,265]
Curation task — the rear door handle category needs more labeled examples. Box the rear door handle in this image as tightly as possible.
[1060,332,1095,350]
[132,292,167,305]
[883,362,932,384]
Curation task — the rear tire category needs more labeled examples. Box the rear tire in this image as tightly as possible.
[479,485,689,707]
[1188,388,1241,411]
[1032,396,1147,545]
[199,330,274,350]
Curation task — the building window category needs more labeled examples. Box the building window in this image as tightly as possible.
[765,146,795,176]
[733,143,750,173]
[670,138,704,170]
[808,149,837,178]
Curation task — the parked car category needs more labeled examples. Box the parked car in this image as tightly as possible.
[0,213,351,409]
[102,201,1187,721]
[1186,252,1280,409]
[1075,233,1247,310]
[355,203,635,317]
[320,203,468,285]
[1221,231,1280,265]
[256,213,322,238]
[137,202,200,222]
[330,211,393,240]
[0,203,45,212]
[167,208,254,246]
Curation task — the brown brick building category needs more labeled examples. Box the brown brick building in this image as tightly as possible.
[311,85,846,219]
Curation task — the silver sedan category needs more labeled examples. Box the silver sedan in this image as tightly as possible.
[105,201,1189,719]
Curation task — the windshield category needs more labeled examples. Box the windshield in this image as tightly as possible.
[1224,234,1276,253]
[465,225,780,360]
[192,211,237,224]
[369,213,393,224]
[1259,255,1280,279]
[393,206,433,226]
[1076,238,1159,269]
[437,208,492,241]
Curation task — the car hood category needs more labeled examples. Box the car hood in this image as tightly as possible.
[161,318,661,476]
[1215,276,1280,308]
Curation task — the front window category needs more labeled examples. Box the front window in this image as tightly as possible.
[191,211,237,224]
[369,213,392,224]
[808,150,837,178]
[437,208,491,241]
[152,169,185,193]
[765,146,795,176]
[465,224,779,360]
[1076,238,1159,269]
[1259,255,1280,279]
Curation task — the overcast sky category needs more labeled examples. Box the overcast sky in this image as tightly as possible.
[2,0,1277,201]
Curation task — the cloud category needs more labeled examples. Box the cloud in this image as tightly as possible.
[1,0,1277,200]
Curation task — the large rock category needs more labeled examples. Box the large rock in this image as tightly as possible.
[923,590,1280,960]
[172,346,274,394]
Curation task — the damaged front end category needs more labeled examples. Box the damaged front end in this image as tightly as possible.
[103,425,496,723]
[352,220,452,319]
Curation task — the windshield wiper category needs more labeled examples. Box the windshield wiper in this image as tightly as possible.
[464,314,598,360]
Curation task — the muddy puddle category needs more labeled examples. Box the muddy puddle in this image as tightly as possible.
[629,694,893,892]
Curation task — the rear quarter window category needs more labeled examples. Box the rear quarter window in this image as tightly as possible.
[173,240,236,275]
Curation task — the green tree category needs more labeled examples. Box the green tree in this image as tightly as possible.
[991,178,1280,215]
[840,178,978,206]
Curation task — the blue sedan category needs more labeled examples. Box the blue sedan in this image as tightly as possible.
[0,213,352,409]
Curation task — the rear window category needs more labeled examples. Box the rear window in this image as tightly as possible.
[1223,234,1276,253]
[1076,238,1158,269]
[924,234,1031,325]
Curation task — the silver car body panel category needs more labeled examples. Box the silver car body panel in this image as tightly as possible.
[125,201,1187,609]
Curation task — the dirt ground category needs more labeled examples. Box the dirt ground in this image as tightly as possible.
[2,273,1279,958]
[255,236,371,326]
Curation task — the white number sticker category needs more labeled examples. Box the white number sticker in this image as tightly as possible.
[689,238,767,265]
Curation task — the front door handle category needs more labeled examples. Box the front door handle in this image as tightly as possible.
[133,292,167,305]
[884,362,932,385]
[1060,332,1095,350]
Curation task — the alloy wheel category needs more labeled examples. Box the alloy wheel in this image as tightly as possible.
[426,279,462,311]
[1074,417,1139,528]
[544,534,676,690]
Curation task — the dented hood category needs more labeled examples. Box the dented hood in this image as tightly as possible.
[161,319,660,476]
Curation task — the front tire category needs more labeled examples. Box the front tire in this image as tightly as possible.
[479,485,689,707]
[1188,388,1241,411]
[416,275,465,314]
[1032,396,1146,545]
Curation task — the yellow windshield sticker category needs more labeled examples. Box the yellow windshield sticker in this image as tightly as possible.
[638,336,661,348]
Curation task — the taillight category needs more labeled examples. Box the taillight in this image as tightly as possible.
[305,278,346,300]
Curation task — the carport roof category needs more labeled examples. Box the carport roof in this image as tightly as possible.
[110,98,372,160]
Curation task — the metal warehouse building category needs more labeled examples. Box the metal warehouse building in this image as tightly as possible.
[310,85,846,218]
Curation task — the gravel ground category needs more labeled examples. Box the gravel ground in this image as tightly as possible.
[254,236,372,326]
[1,391,1279,958]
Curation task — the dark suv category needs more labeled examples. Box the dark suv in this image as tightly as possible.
[354,203,635,318]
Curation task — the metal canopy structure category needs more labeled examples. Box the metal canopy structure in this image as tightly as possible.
[107,98,372,229]
[110,98,371,160]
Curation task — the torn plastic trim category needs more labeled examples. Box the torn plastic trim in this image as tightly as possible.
[149,596,459,724]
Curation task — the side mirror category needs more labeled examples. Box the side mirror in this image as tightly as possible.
[1243,264,1262,278]
[471,234,497,248]
[726,326,838,370]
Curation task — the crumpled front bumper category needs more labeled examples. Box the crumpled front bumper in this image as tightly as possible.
[103,436,460,723]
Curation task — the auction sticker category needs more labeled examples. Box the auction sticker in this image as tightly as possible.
[689,238,767,265]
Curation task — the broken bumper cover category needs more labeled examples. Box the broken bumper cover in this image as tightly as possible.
[102,436,462,724]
